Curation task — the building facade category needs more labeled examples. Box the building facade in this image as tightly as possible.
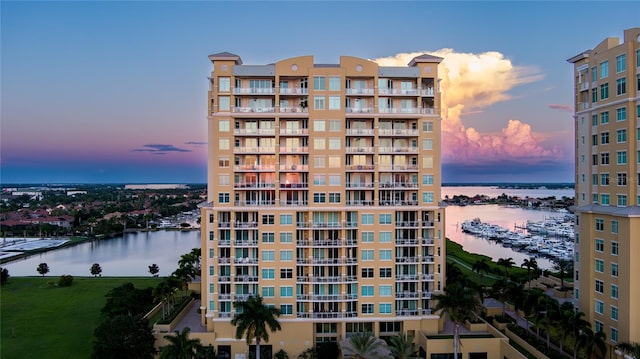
[200,52,447,356]
[568,28,640,351]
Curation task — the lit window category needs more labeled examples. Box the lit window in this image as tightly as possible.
[328,96,341,110]
[314,138,326,149]
[219,120,230,131]
[219,138,230,150]
[313,120,326,131]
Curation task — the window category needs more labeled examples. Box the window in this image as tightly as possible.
[423,121,433,132]
[218,193,230,203]
[601,132,609,144]
[219,77,230,92]
[219,157,230,167]
[313,76,325,90]
[313,193,326,203]
[595,238,604,252]
[611,328,618,343]
[616,78,626,95]
[592,194,598,203]
[592,89,598,103]
[328,96,341,110]
[423,175,434,185]
[281,304,293,315]
[612,241,618,255]
[617,151,627,164]
[612,284,618,299]
[313,96,325,110]
[612,220,618,234]
[592,114,598,126]
[280,232,293,243]
[219,139,230,150]
[380,267,392,278]
[362,268,374,278]
[379,232,392,243]
[262,268,275,279]
[595,321,603,333]
[219,120,230,132]
[280,268,292,279]
[617,173,627,186]
[601,194,609,205]
[611,263,618,277]
[362,250,374,261]
[601,173,610,185]
[280,250,292,261]
[328,175,341,186]
[423,192,434,203]
[219,96,230,111]
[591,66,597,82]
[379,249,392,260]
[617,129,627,143]
[361,285,374,297]
[379,303,392,314]
[601,153,609,165]
[313,174,325,185]
[592,134,598,145]
[262,215,274,224]
[262,250,275,262]
[262,286,274,298]
[616,107,627,121]
[362,214,374,225]
[379,285,392,296]
[600,61,609,78]
[313,138,325,149]
[601,111,609,124]
[219,174,229,186]
[362,232,374,242]
[595,259,604,273]
[328,76,340,91]
[422,139,433,150]
[600,83,609,99]
[595,300,604,314]
[262,233,275,243]
[379,214,392,224]
[595,280,604,293]
[328,138,341,149]
[209,231,214,241]
[423,156,433,168]
[611,306,618,320]
[362,303,374,314]
[313,120,326,131]
[616,54,626,72]
[329,193,341,203]
[280,214,292,225]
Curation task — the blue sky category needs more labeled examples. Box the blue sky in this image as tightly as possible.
[1,1,638,184]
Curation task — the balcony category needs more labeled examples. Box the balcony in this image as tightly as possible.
[279,88,309,95]
[233,239,258,246]
[218,240,231,246]
[295,275,358,283]
[579,102,590,110]
[233,200,276,206]
[345,88,375,95]
[579,82,590,91]
[421,88,435,97]
[234,293,254,301]
[232,275,259,282]
[396,257,420,264]
[281,200,309,206]
[233,88,276,95]
[218,222,231,228]
[218,258,231,264]
[421,292,433,299]
[396,291,420,298]
[345,200,375,206]
[218,312,232,318]
[396,274,420,281]
[296,311,358,319]
[346,128,375,136]
[396,309,421,316]
[379,89,419,96]
[218,276,231,282]
[395,238,420,245]
[345,164,375,171]
[218,293,232,300]
[296,258,358,265]
[380,182,419,188]
[346,182,374,188]
[423,256,435,263]
[233,164,276,172]
[279,164,309,171]
[379,200,419,206]
[233,107,276,113]
[280,146,308,154]
[296,221,357,229]
[279,106,309,114]
[423,274,435,281]
[378,165,418,171]
[279,128,309,136]
[296,293,357,301]
[296,239,358,247]
[378,129,420,136]
[233,147,276,154]
[233,128,276,136]
[279,182,308,189]
[233,221,259,228]
[233,257,259,265]
[345,107,374,114]
[346,146,375,153]
[378,146,419,154]
[395,221,421,227]
[234,182,276,189]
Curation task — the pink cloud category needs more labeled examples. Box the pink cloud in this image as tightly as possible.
[548,104,573,113]
[374,50,563,165]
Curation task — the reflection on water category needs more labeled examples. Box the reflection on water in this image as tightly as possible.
[445,204,563,269]
[4,230,200,277]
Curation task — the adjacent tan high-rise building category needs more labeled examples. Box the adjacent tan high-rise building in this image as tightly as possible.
[200,52,447,356]
[568,28,640,352]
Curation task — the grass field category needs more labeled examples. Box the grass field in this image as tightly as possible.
[1,276,161,359]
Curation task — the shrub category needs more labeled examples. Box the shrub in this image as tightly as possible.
[58,275,74,287]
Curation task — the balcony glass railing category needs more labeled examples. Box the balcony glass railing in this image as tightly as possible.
[345,88,375,95]
[346,128,375,136]
[233,88,276,95]
[233,107,275,113]
[279,106,308,113]
[279,88,309,95]
[233,128,276,136]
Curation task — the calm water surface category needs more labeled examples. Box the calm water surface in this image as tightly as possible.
[4,187,573,275]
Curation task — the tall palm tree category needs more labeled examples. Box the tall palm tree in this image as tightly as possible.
[556,303,576,355]
[472,259,490,286]
[615,342,640,358]
[553,258,571,289]
[433,283,482,359]
[153,280,173,320]
[497,257,515,278]
[388,333,419,359]
[569,311,589,359]
[160,327,204,359]
[521,257,538,290]
[231,295,281,359]
[578,326,606,359]
[339,332,392,359]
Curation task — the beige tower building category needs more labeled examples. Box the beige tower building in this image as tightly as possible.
[568,28,640,352]
[200,52,446,356]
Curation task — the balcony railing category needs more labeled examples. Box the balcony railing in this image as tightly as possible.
[233,88,276,95]
[296,293,358,301]
[281,200,309,206]
[378,146,419,154]
[280,182,308,189]
[296,239,357,247]
[233,107,275,113]
[378,129,420,136]
[296,258,358,265]
[395,238,420,245]
[233,221,259,228]
[234,182,276,189]
[280,146,309,153]
[345,88,375,95]
[234,147,276,153]
[396,257,420,263]
[378,165,418,171]
[280,106,309,113]
[395,221,421,227]
[233,128,276,136]
[346,164,375,171]
[379,200,419,206]
[296,311,358,319]
[346,146,375,153]
[279,88,309,95]
[233,165,276,171]
[279,164,309,171]
[233,201,276,206]
[233,239,258,246]
[279,128,309,135]
[345,200,375,206]
[396,309,421,316]
[379,89,419,95]
[396,274,420,281]
[296,221,358,228]
[346,128,375,136]
[396,291,420,298]
[346,182,374,188]
[345,107,374,113]
[379,108,421,114]
[421,88,435,96]
[295,275,358,283]
[233,257,259,265]
[380,182,419,188]
[233,275,259,282]
[579,82,590,91]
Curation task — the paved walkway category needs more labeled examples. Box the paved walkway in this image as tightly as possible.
[172,299,207,333]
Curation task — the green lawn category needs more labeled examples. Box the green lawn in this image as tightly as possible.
[1,276,161,359]
[446,238,528,284]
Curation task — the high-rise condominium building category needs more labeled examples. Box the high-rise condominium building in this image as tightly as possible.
[568,27,640,350]
[200,53,446,356]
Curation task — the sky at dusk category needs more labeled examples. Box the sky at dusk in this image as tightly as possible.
[1,1,638,184]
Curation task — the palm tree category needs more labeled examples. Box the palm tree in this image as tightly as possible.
[578,326,606,359]
[339,332,392,359]
[274,349,290,359]
[433,283,482,359]
[388,333,419,359]
[159,327,204,359]
[521,257,538,290]
[497,257,515,278]
[615,342,640,358]
[472,259,490,286]
[557,303,576,355]
[569,311,589,359]
[553,258,571,289]
[231,295,281,359]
